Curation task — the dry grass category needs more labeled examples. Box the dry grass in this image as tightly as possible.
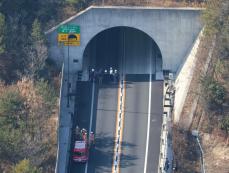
[174,32,229,172]
[202,132,229,173]
[173,126,201,173]
[179,36,213,129]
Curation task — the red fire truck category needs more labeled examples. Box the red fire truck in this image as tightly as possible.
[72,128,89,163]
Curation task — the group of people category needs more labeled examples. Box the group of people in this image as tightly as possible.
[89,67,119,84]
[76,126,95,146]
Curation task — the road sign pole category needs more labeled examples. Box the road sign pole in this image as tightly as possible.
[67,37,70,108]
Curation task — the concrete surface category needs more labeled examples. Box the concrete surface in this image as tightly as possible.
[174,29,203,123]
[46,6,203,74]
[55,65,77,173]
[146,80,163,173]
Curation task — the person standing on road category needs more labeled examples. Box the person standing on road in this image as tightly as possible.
[89,68,95,82]
[109,67,113,82]
[98,68,103,85]
[114,69,119,83]
[89,131,95,146]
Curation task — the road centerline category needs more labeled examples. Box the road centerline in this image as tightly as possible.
[112,78,126,173]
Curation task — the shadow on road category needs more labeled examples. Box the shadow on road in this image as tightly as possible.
[88,133,138,172]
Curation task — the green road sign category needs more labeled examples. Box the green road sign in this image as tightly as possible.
[58,24,80,34]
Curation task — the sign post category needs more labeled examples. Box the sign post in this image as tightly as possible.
[57,24,80,107]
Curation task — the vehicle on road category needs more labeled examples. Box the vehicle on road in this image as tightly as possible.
[72,127,89,163]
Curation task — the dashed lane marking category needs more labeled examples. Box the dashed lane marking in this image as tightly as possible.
[112,79,126,173]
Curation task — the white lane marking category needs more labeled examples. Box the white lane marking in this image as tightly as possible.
[85,81,95,173]
[144,74,152,173]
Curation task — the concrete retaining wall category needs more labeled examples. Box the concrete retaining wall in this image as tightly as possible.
[173,29,203,123]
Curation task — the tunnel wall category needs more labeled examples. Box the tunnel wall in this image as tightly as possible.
[46,6,203,75]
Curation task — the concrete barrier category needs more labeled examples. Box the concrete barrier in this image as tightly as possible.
[55,64,76,173]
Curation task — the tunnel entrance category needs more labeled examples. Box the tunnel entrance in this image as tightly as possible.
[82,27,162,80]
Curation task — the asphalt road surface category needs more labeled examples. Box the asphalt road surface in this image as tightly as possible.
[69,75,163,173]
[120,75,149,173]
[120,75,163,173]
[69,80,118,173]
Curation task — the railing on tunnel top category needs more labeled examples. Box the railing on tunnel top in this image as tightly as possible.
[85,0,205,8]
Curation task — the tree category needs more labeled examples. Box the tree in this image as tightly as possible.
[0,88,25,128]
[0,12,6,54]
[31,19,43,42]
[35,79,57,111]
[201,76,226,110]
[12,159,41,173]
[27,19,47,80]
[202,0,229,58]
[0,87,26,163]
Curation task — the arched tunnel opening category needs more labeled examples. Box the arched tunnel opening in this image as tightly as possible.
[82,26,162,80]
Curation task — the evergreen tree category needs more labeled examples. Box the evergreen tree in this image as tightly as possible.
[31,19,43,42]
[27,19,47,79]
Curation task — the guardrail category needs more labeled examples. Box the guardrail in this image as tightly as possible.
[192,130,206,173]
[158,80,175,173]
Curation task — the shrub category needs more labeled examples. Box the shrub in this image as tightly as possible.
[201,76,226,109]
[12,159,41,173]
[35,79,57,111]
[0,88,25,161]
[208,81,226,104]
[0,88,25,128]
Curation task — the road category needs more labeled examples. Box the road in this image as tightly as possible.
[69,75,163,173]
[120,75,163,173]
[69,81,118,173]
[120,75,149,173]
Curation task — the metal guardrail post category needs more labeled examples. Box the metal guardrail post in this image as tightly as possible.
[192,130,206,173]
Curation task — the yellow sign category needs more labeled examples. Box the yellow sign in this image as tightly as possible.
[64,41,80,46]
[58,34,80,43]
[58,34,68,42]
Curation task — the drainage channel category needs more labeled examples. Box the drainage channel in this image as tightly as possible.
[112,77,126,173]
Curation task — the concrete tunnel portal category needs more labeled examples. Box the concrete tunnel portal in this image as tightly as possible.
[82,26,162,80]
[45,6,204,173]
